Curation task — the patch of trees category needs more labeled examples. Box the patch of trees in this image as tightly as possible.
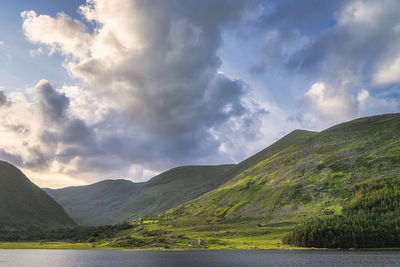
[284,177,400,248]
[0,222,132,242]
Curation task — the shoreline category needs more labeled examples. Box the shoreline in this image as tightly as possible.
[1,242,400,251]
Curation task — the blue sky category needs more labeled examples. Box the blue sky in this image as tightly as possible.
[0,0,85,91]
[0,0,399,188]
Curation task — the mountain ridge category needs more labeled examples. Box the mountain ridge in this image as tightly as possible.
[45,164,235,225]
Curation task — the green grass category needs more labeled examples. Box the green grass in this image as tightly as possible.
[153,114,400,248]
[0,220,306,250]
[0,242,100,250]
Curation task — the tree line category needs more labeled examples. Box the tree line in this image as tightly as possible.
[284,177,400,248]
[0,222,132,243]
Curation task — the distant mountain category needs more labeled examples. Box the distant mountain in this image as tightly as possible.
[45,165,235,225]
[0,161,76,231]
[44,179,143,226]
[45,129,318,226]
[164,114,400,228]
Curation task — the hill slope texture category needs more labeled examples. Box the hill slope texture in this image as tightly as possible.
[0,161,76,230]
[45,165,235,225]
[164,114,400,229]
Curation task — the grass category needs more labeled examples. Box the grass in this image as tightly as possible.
[0,242,101,249]
[107,219,308,250]
[0,220,305,250]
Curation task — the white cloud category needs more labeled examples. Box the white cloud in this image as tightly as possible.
[338,0,383,25]
[373,56,400,86]
[357,89,399,115]
[21,10,92,59]
[304,82,357,123]
[303,83,399,126]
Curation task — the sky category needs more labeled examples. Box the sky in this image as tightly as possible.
[0,0,399,188]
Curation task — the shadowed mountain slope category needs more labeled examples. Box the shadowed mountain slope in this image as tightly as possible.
[45,165,235,225]
[0,161,76,230]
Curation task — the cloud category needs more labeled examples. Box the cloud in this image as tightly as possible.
[9,0,277,187]
[32,80,69,121]
[303,82,357,123]
[373,57,400,86]
[357,89,399,115]
[245,0,400,130]
[21,10,92,59]
[303,82,399,124]
[0,91,7,106]
[13,0,399,188]
[255,0,400,90]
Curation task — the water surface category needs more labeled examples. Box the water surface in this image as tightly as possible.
[1,249,400,267]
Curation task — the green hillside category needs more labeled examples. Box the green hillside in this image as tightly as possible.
[3,114,399,249]
[168,114,400,223]
[45,165,235,226]
[115,113,400,249]
[0,161,76,231]
[46,130,317,227]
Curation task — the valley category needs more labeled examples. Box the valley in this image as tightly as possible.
[1,113,400,250]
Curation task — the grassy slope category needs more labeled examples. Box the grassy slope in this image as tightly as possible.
[4,114,399,249]
[45,165,235,226]
[127,113,400,249]
[171,114,400,222]
[46,130,317,226]
[119,165,235,221]
[0,161,76,230]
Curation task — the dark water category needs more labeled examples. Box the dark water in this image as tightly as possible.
[0,249,400,267]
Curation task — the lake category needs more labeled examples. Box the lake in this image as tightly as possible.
[0,249,400,266]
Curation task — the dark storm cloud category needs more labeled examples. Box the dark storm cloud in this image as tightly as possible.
[0,149,23,166]
[0,91,7,106]
[34,79,69,121]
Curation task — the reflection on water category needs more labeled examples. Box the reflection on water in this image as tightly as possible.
[0,249,400,267]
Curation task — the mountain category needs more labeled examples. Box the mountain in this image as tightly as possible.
[164,114,400,228]
[0,161,76,231]
[46,130,318,226]
[45,164,235,225]
[44,179,144,226]
[217,129,318,181]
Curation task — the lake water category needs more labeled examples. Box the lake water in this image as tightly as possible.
[0,249,400,266]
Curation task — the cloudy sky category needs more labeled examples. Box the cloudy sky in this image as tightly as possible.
[0,0,399,188]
